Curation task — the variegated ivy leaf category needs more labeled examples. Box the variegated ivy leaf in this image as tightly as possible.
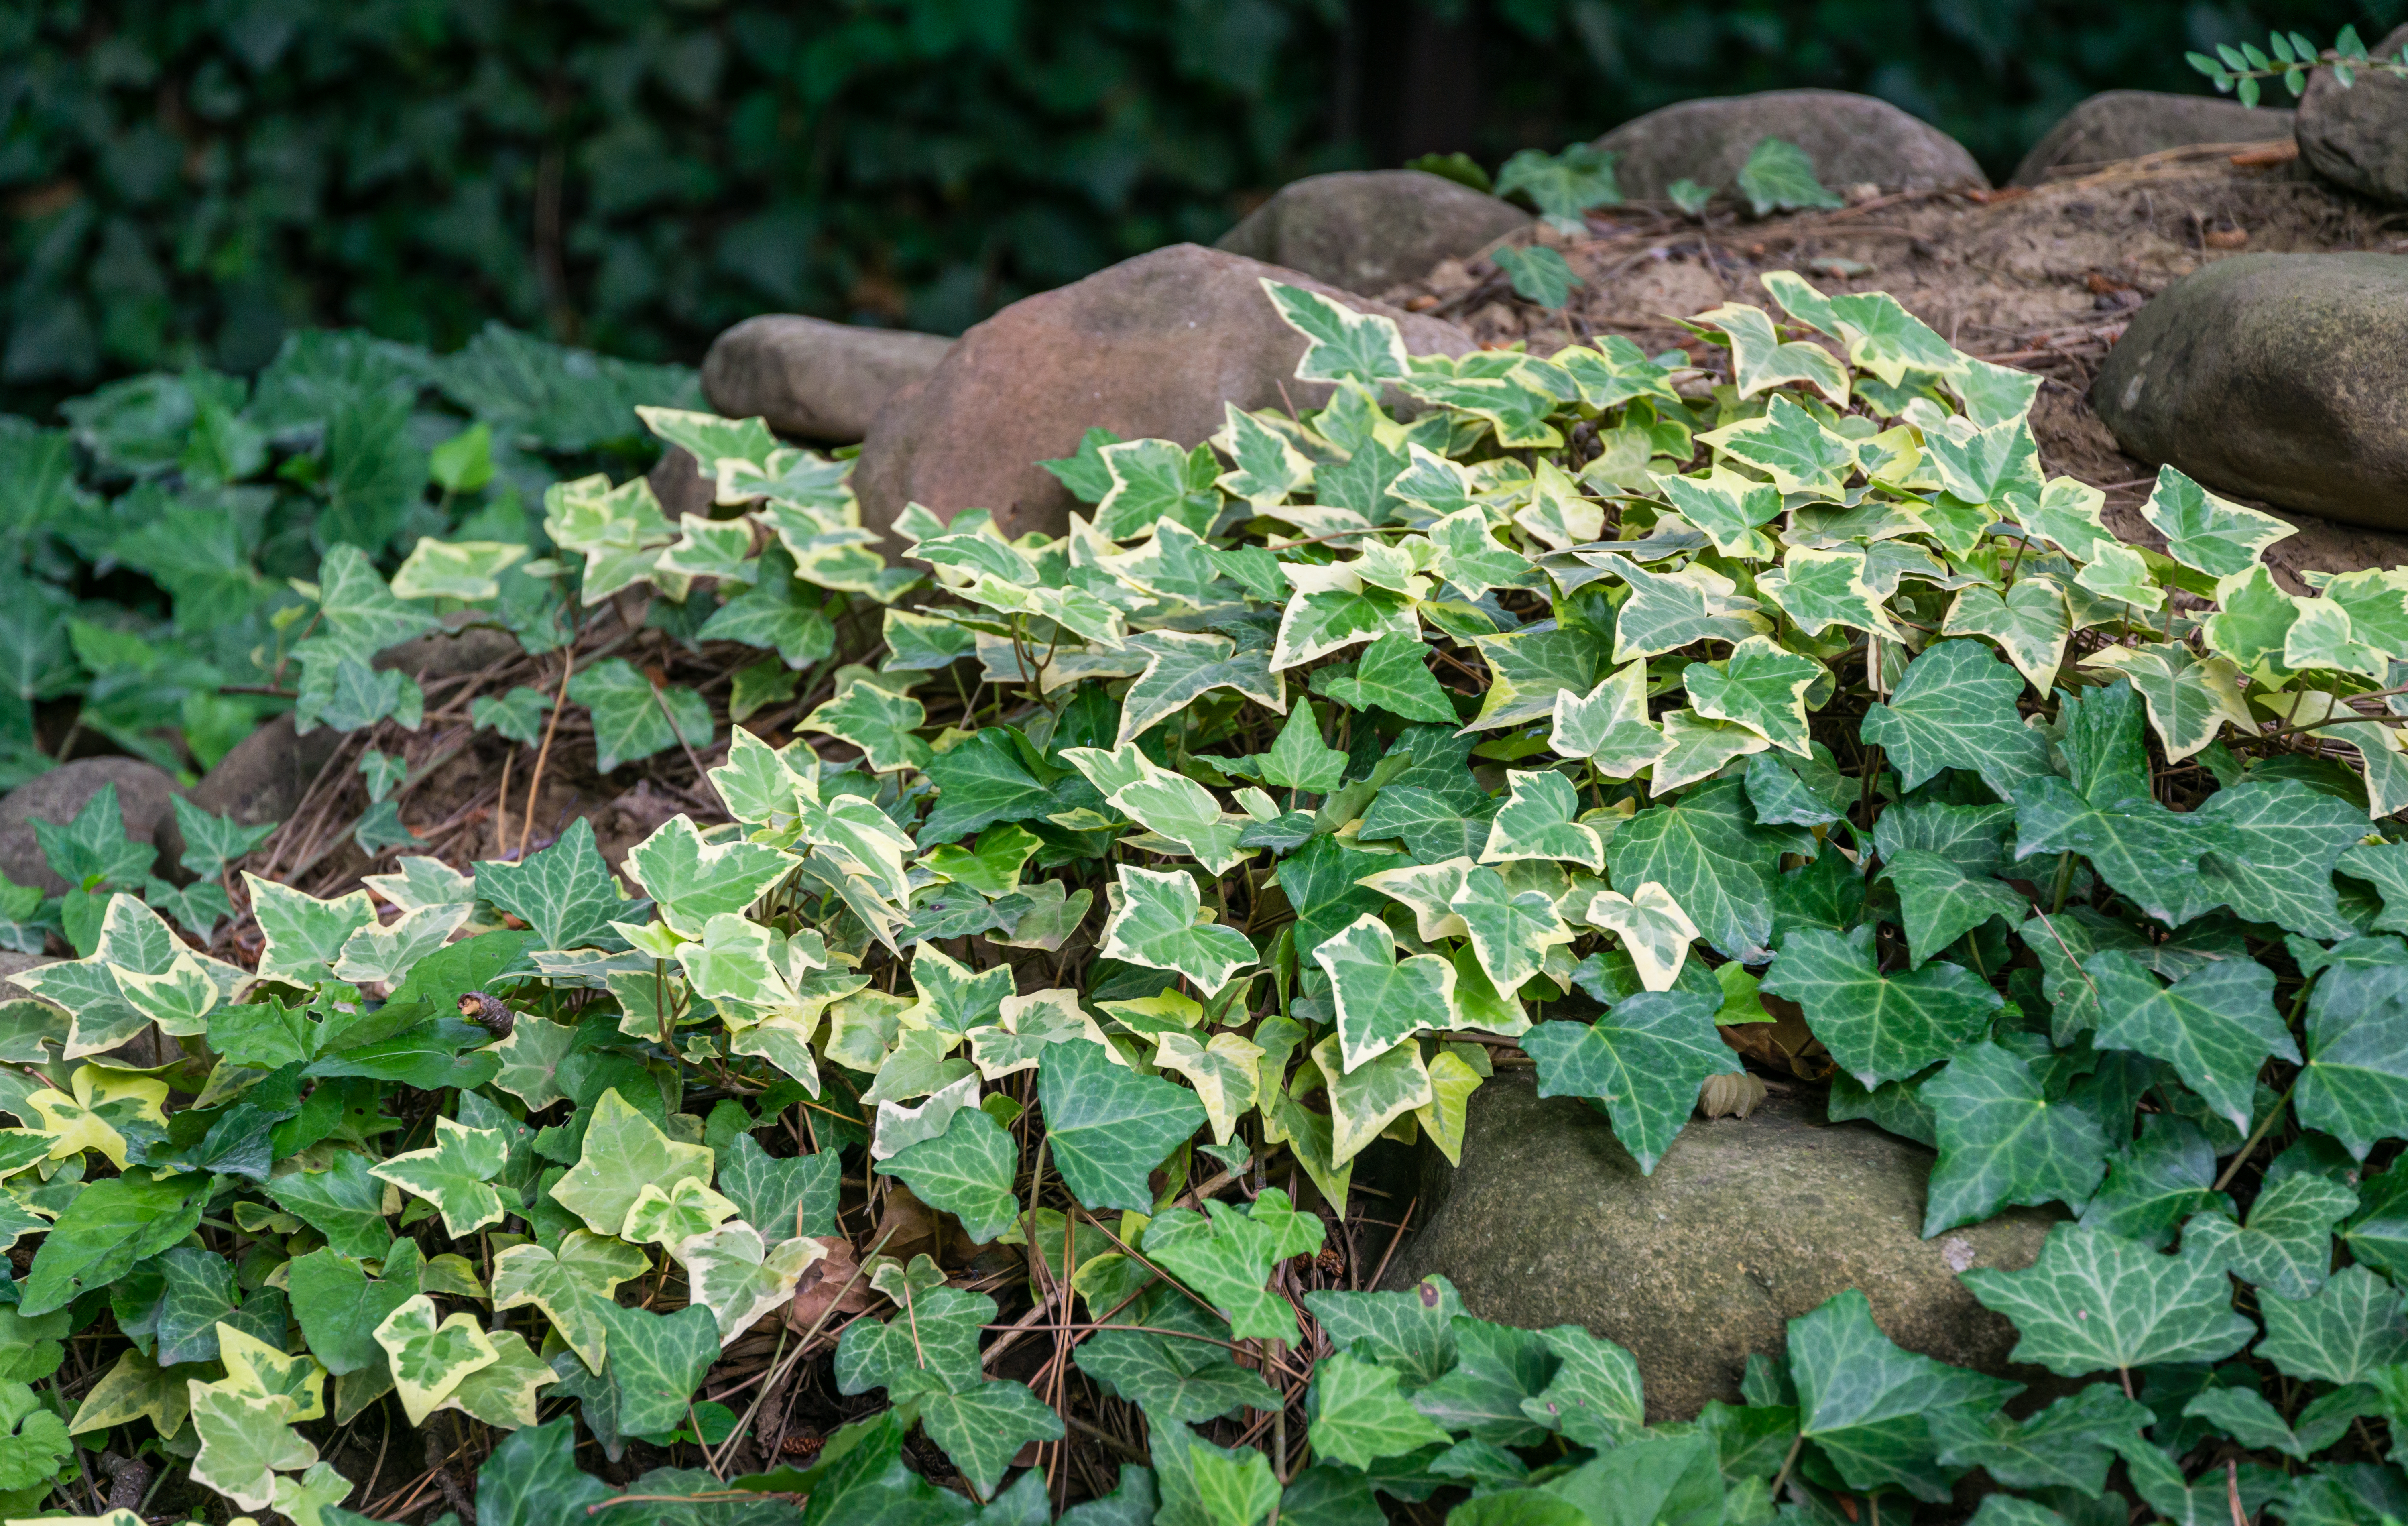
[2140,464,2295,578]
[1480,769,1605,873]
[1696,302,1850,404]
[2072,539,2163,613]
[2020,476,2116,560]
[370,1117,510,1237]
[362,855,476,914]
[1583,883,1699,993]
[390,537,528,601]
[622,814,797,938]
[1314,914,1459,1072]
[1314,1031,1433,1165]
[654,513,757,581]
[2284,597,2392,682]
[1450,865,1574,996]
[491,1231,649,1373]
[897,942,1014,1040]
[1078,749,1252,874]
[1922,413,2043,512]
[1094,517,1224,609]
[1271,567,1421,673]
[112,950,224,1034]
[685,1223,827,1344]
[1115,629,1286,748]
[187,1380,317,1512]
[1263,279,1409,385]
[1943,580,2071,693]
[1212,403,1314,506]
[803,676,932,773]
[963,987,1088,1079]
[1512,458,1605,549]
[1683,636,1817,755]
[1589,553,1765,662]
[674,911,793,1009]
[549,1088,715,1238]
[1765,277,1961,387]
[2322,568,2408,656]
[1551,660,1672,775]
[330,901,470,987]
[1428,506,1533,598]
[24,1064,169,1168]
[436,1328,556,1431]
[373,1294,501,1425]
[1699,395,1857,494]
[1100,865,1257,991]
[1654,466,1783,560]
[243,876,376,988]
[1759,546,1902,640]
[1356,858,1473,942]
[216,1321,328,1423]
[1650,708,1773,792]
[709,728,812,838]
[623,1176,741,1255]
[1154,1030,1264,1146]
[2078,643,2253,763]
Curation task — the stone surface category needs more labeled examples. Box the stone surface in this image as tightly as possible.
[1385,1076,2053,1421]
[701,315,954,444]
[2090,252,2408,529]
[0,953,52,1001]
[2297,24,2408,205]
[1213,170,1531,295]
[0,757,183,894]
[648,444,715,521]
[853,243,1476,546]
[373,623,523,687]
[2011,91,2294,185]
[1596,90,1988,201]
[188,714,344,830]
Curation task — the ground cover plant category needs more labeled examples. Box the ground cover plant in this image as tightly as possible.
[0,275,2404,1524]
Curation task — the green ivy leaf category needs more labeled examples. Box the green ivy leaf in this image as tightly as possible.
[1077,1327,1279,1424]
[264,1149,394,1261]
[1310,1350,1451,1468]
[2294,946,2408,1160]
[1141,1188,1323,1345]
[2186,1170,2358,1300]
[21,1168,209,1316]
[1735,137,1843,217]
[287,1244,419,1378]
[1039,1038,1206,1214]
[1877,852,2027,969]
[1788,1288,2017,1501]
[1302,1276,1464,1389]
[717,1133,839,1241]
[921,1377,1066,1497]
[474,818,638,952]
[1606,777,1792,962]
[1861,639,2051,799]
[1761,925,2002,1086]
[1522,1325,1647,1448]
[597,1300,720,1435]
[622,814,795,938]
[1410,1318,1557,1446]
[880,1103,1020,1245]
[2184,779,2366,939]
[568,658,712,773]
[2087,951,2294,1135]
[1922,1042,2107,1235]
[1928,1383,2150,1495]
[2255,1266,2408,1384]
[2079,1115,2230,1249]
[1523,989,1737,1173]
[1961,1223,2255,1376]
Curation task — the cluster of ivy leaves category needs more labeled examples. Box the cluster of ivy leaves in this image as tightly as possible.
[0,274,2406,1524]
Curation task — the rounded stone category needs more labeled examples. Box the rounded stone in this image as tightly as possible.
[2089,252,2408,529]
[2297,24,2408,206]
[1384,1075,2053,1421]
[0,757,183,894]
[2011,91,2294,185]
[187,714,344,831]
[1595,90,1988,202]
[0,953,53,1001]
[1213,169,1532,296]
[852,243,1475,549]
[701,315,954,445]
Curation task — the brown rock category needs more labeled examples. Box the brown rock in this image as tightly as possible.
[1597,90,1988,201]
[1385,1075,2054,1421]
[0,952,54,1001]
[2011,91,2294,185]
[0,758,183,894]
[702,315,954,445]
[188,714,343,830]
[373,623,523,688]
[852,243,1477,547]
[1214,170,1532,295]
[2297,23,2408,205]
[648,445,716,522]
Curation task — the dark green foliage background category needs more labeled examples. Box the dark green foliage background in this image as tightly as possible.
[0,0,2380,407]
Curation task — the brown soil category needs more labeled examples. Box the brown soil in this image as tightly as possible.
[1387,140,2408,589]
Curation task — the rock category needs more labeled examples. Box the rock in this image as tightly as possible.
[188,714,344,830]
[373,623,524,688]
[701,316,954,444]
[2297,24,2408,205]
[853,243,1476,546]
[648,445,715,521]
[1385,1075,2053,1420]
[0,953,53,1001]
[1596,90,1988,201]
[2090,253,2408,529]
[1213,170,1532,296]
[0,758,183,894]
[2011,91,2294,185]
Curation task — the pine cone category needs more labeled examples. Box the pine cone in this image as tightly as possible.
[458,991,514,1038]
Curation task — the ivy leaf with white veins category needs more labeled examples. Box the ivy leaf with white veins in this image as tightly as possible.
[2184,779,2367,940]
[1656,468,1783,560]
[1607,777,1793,962]
[622,814,796,938]
[1450,866,1575,996]
[1552,660,1672,776]
[1108,768,1250,874]
[549,1088,715,1238]
[1428,507,1534,598]
[921,1380,1067,1498]
[598,1301,722,1435]
[1683,636,1818,755]
[1876,852,2026,969]
[1312,633,1456,724]
[1038,1037,1207,1214]
[1213,403,1314,507]
[1099,865,1257,992]
[2085,951,2294,1136]
[880,1103,1020,1245]
[1861,640,2052,799]
[1922,1042,2107,1235]
[1143,1188,1326,1344]
[2255,1265,2408,1384]
[1115,629,1286,749]
[1263,280,1408,386]
[243,875,374,986]
[366,1117,515,1237]
[1787,1289,2021,1502]
[1928,1384,2151,1497]
[1310,1350,1452,1469]
[187,1381,319,1512]
[1523,989,1737,1173]
[1697,302,1851,404]
[1076,1328,1279,1425]
[1759,547,1901,641]
[171,797,277,880]
[2079,643,2253,763]
[1480,769,1604,873]
[1589,553,1765,663]
[569,659,712,773]
[1271,576,1420,673]
[2012,781,2224,932]
[1944,580,2071,693]
[1700,395,1857,495]
[1961,1223,2256,1376]
[2295,954,2408,1160]
[2140,465,2295,578]
[1760,925,2001,1086]
[490,1231,649,1374]
[1316,1031,1434,1166]
[473,817,638,954]
[1581,883,1698,993]
[2185,1169,2357,1300]
[1155,1030,1263,1146]
[683,1223,826,1344]
[622,1176,740,1253]
[374,1294,500,1424]
[803,681,931,773]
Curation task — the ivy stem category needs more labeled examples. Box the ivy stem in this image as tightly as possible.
[2213,1078,2298,1192]
[1769,1431,1806,1501]
[2048,851,2075,916]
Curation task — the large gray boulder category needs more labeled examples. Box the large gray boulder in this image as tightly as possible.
[1213,170,1531,296]
[701,316,953,445]
[2090,253,2408,530]
[2011,90,2294,185]
[1385,1076,2053,1421]
[1596,90,1988,201]
[2297,23,2408,205]
[0,758,182,894]
[852,244,1476,547]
